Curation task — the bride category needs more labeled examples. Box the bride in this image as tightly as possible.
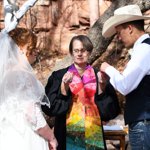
[0,0,57,150]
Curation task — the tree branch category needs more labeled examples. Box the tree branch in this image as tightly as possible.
[3,0,38,33]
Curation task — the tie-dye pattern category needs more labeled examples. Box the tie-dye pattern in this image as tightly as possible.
[66,64,105,150]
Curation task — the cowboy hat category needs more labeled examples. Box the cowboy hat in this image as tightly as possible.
[102,5,150,38]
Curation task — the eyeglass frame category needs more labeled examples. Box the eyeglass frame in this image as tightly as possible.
[72,48,88,54]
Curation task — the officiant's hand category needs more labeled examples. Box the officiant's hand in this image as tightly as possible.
[61,72,73,95]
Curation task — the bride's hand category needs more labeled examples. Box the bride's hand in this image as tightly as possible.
[49,137,58,150]
[48,127,58,150]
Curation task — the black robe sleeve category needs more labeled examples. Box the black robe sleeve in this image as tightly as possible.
[42,68,72,116]
[94,68,120,121]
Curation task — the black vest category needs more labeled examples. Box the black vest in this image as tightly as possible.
[124,37,150,125]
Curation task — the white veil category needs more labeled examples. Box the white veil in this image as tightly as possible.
[0,32,50,108]
[0,0,50,108]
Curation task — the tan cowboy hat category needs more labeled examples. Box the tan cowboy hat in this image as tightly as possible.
[102,5,150,38]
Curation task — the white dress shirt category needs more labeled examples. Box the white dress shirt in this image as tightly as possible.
[105,34,150,95]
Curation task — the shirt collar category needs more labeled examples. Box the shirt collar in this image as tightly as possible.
[133,34,150,48]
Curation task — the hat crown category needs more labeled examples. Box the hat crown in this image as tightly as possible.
[114,5,142,16]
[102,4,150,38]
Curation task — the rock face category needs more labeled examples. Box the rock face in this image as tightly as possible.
[0,0,112,80]
[0,0,110,52]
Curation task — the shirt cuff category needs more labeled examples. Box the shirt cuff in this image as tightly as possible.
[105,66,117,77]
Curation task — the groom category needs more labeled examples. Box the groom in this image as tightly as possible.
[101,4,150,150]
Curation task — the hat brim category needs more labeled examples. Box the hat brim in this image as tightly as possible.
[102,14,150,38]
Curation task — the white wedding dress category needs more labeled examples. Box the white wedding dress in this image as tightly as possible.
[0,0,51,150]
[0,103,49,150]
[0,70,49,150]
